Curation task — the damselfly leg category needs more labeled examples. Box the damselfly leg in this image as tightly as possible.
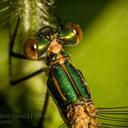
[9,18,47,84]
[9,18,50,128]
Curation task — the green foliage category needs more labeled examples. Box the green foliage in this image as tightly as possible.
[0,0,128,128]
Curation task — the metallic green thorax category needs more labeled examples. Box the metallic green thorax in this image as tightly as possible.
[47,50,91,121]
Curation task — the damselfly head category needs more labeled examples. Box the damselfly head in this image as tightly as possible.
[23,23,83,60]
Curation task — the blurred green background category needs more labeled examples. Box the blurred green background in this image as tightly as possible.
[0,0,128,128]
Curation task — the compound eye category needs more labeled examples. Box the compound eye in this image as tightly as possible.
[24,39,38,60]
[66,23,83,43]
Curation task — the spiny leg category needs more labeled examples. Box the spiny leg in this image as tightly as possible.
[8,18,50,127]
[9,17,20,83]
[8,17,29,61]
[8,16,51,128]
[37,89,50,128]
[11,67,48,85]
[9,18,47,85]
[11,52,29,59]
[12,52,46,60]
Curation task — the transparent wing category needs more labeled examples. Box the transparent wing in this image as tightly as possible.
[97,106,128,128]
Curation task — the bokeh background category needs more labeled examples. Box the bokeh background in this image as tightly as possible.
[0,0,128,127]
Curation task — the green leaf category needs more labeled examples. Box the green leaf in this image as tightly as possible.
[0,0,128,128]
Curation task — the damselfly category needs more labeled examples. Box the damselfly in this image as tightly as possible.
[8,18,128,128]
[0,0,128,128]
